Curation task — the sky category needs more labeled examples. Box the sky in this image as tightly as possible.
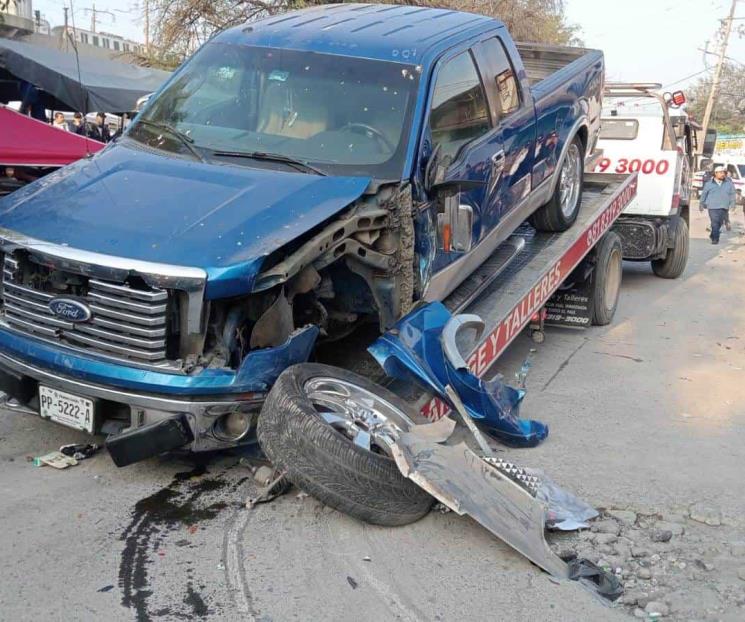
[33,0,745,93]
[566,0,745,90]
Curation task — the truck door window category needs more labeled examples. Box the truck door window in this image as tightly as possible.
[474,37,521,118]
[473,37,521,117]
[727,164,738,179]
[428,52,490,163]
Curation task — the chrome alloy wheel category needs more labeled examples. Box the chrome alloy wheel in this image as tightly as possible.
[559,143,582,218]
[303,377,414,457]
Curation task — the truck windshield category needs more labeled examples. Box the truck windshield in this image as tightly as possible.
[128,42,420,178]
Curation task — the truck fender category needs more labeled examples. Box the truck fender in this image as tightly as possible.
[548,115,589,197]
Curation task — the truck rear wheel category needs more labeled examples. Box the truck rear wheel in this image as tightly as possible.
[257,363,433,526]
[531,136,584,232]
[651,217,689,279]
[591,232,623,326]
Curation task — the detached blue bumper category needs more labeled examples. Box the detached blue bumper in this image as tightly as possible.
[0,325,319,396]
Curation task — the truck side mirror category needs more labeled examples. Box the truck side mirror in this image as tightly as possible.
[435,183,482,253]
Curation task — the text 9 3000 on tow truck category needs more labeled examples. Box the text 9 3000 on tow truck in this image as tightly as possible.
[594,83,714,279]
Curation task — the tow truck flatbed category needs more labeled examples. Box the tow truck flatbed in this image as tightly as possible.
[382,172,638,419]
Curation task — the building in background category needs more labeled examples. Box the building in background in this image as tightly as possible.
[1,0,35,36]
[51,26,145,55]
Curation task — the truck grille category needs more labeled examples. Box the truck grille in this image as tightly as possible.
[1,254,177,369]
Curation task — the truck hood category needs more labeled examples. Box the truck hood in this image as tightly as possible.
[0,143,371,298]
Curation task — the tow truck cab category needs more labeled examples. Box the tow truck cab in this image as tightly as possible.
[594,83,711,278]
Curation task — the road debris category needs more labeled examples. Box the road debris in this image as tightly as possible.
[60,443,100,461]
[245,466,289,509]
[32,451,77,469]
[388,415,621,600]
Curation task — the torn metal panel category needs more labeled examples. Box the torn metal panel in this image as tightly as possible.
[369,301,548,447]
[250,288,294,349]
[252,205,389,292]
[236,325,319,390]
[389,417,570,579]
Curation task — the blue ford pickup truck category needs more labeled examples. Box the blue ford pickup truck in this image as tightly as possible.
[0,4,603,465]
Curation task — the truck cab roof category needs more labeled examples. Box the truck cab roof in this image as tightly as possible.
[217,3,501,64]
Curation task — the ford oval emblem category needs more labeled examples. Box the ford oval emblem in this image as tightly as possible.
[48,298,92,323]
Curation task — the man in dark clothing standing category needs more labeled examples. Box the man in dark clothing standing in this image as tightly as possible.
[700,166,736,244]
[72,112,87,136]
[93,113,111,143]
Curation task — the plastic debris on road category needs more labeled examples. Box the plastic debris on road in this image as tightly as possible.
[32,451,78,469]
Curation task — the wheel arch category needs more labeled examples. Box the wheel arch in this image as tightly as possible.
[549,116,590,196]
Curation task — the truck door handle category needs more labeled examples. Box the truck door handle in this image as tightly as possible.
[491,150,506,167]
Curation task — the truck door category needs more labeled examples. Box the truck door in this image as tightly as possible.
[422,48,495,280]
[471,35,537,227]
[421,42,534,293]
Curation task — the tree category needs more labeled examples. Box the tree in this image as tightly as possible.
[687,63,745,134]
[145,0,579,65]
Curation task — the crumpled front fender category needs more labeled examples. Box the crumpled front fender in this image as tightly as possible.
[368,302,547,447]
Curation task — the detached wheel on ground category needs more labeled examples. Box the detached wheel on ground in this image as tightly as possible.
[257,363,433,526]
[591,231,623,326]
[651,216,689,279]
[530,136,585,232]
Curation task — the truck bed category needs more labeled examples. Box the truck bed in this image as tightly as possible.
[516,42,600,86]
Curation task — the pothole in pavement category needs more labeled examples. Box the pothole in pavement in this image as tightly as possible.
[117,457,250,621]
[548,503,745,620]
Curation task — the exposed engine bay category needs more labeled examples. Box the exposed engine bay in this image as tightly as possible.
[195,183,417,374]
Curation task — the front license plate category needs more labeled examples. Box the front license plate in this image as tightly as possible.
[39,386,95,433]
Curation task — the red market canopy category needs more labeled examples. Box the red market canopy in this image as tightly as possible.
[0,105,104,167]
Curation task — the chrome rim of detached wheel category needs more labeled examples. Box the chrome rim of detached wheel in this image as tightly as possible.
[303,377,414,456]
[560,143,582,218]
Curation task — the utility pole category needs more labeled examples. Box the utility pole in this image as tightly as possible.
[701,0,738,139]
[83,2,115,34]
[61,6,69,50]
[144,0,150,54]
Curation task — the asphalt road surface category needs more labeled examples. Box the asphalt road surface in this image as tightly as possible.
[1,206,744,621]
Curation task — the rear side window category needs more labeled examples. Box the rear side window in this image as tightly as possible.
[429,52,490,162]
[600,119,639,140]
[475,38,521,116]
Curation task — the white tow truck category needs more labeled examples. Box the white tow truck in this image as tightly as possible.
[593,83,710,278]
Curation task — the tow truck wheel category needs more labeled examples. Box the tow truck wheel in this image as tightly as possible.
[591,232,623,326]
[257,363,433,527]
[530,136,584,232]
[651,217,689,279]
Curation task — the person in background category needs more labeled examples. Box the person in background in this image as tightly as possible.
[92,112,111,143]
[52,112,70,131]
[700,165,736,245]
[71,112,87,136]
[19,80,47,122]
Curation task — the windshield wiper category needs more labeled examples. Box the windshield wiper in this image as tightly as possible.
[210,150,327,176]
[137,119,206,163]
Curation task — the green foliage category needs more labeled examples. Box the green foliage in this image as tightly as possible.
[687,63,745,134]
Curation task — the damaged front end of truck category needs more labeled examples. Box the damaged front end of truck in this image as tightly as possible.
[0,175,421,466]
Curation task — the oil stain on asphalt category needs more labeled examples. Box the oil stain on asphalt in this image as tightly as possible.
[118,458,241,621]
